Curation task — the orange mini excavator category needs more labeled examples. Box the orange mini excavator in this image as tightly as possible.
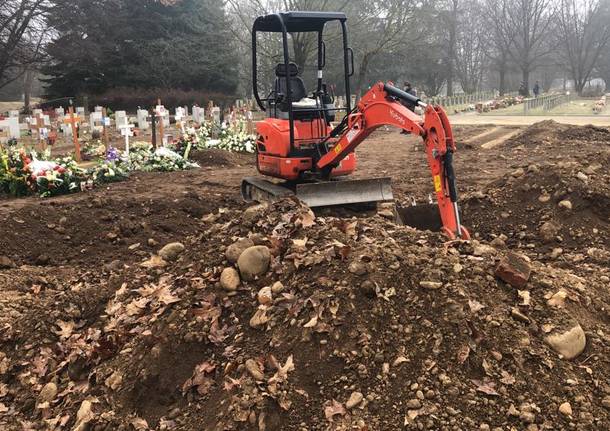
[242,11,469,239]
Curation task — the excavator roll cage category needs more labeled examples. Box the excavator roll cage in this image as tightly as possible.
[252,11,354,153]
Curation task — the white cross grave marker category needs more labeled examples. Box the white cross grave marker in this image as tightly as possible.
[119,123,135,155]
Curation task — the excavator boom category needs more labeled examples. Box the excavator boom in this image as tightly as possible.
[314,82,468,239]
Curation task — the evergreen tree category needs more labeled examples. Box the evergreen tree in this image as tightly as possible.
[43,0,239,97]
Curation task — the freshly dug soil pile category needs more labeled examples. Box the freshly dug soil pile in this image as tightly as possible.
[1,198,609,430]
[504,120,610,149]
[189,149,253,168]
[464,121,610,259]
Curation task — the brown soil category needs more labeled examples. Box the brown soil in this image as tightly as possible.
[1,121,609,431]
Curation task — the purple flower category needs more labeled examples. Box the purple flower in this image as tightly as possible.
[106,147,120,162]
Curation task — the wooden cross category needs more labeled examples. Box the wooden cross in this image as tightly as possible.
[30,115,47,151]
[63,106,82,162]
[102,108,110,150]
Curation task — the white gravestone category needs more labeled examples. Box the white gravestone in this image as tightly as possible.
[90,111,103,132]
[192,106,204,123]
[55,107,65,117]
[61,123,73,137]
[115,111,128,130]
[32,109,43,117]
[137,109,149,130]
[211,107,221,125]
[0,117,20,139]
[94,106,103,113]
[155,105,170,127]
[175,107,186,121]
[9,110,19,118]
[76,107,86,116]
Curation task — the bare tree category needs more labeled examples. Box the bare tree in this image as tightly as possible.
[439,0,459,96]
[597,43,610,91]
[0,0,48,90]
[556,0,610,95]
[483,0,516,95]
[454,0,487,93]
[351,0,419,96]
[506,0,555,96]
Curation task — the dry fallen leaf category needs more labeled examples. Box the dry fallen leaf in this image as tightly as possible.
[468,299,485,314]
[324,399,346,422]
[500,370,516,385]
[55,320,75,340]
[457,344,470,364]
[140,255,167,268]
[471,379,500,396]
[303,315,318,328]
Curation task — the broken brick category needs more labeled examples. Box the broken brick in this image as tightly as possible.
[495,252,531,288]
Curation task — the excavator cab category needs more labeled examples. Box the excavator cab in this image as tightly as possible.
[252,12,351,138]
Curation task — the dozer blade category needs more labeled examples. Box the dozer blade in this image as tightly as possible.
[296,177,393,208]
[396,204,443,232]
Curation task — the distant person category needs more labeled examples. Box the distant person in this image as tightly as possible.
[402,81,417,112]
[533,81,540,98]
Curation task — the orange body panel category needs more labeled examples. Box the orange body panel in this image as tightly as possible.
[256,117,355,180]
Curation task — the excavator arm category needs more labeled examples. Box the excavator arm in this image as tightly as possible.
[317,82,470,239]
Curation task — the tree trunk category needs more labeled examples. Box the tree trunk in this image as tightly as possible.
[575,79,586,96]
[603,74,610,92]
[499,68,506,96]
[356,53,372,98]
[522,68,530,97]
[446,0,458,96]
[23,68,34,114]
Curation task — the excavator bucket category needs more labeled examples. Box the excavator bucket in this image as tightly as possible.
[296,177,394,207]
[396,204,444,232]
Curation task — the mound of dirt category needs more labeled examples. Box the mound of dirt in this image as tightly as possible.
[463,121,610,260]
[190,149,253,168]
[505,120,610,148]
[1,198,609,430]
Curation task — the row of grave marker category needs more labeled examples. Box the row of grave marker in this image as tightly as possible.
[0,100,255,163]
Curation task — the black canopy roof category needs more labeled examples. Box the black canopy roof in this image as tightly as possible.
[253,11,347,33]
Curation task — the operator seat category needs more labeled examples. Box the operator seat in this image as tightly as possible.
[271,62,319,119]
[274,62,307,107]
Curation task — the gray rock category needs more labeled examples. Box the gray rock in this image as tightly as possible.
[544,323,586,360]
[158,242,185,261]
[226,238,255,264]
[238,246,271,281]
[220,267,240,291]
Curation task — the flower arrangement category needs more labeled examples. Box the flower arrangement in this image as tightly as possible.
[1,140,198,198]
[82,140,106,161]
[0,147,86,197]
[190,120,256,153]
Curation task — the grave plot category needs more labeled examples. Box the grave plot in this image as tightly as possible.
[0,100,257,199]
[0,121,609,430]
